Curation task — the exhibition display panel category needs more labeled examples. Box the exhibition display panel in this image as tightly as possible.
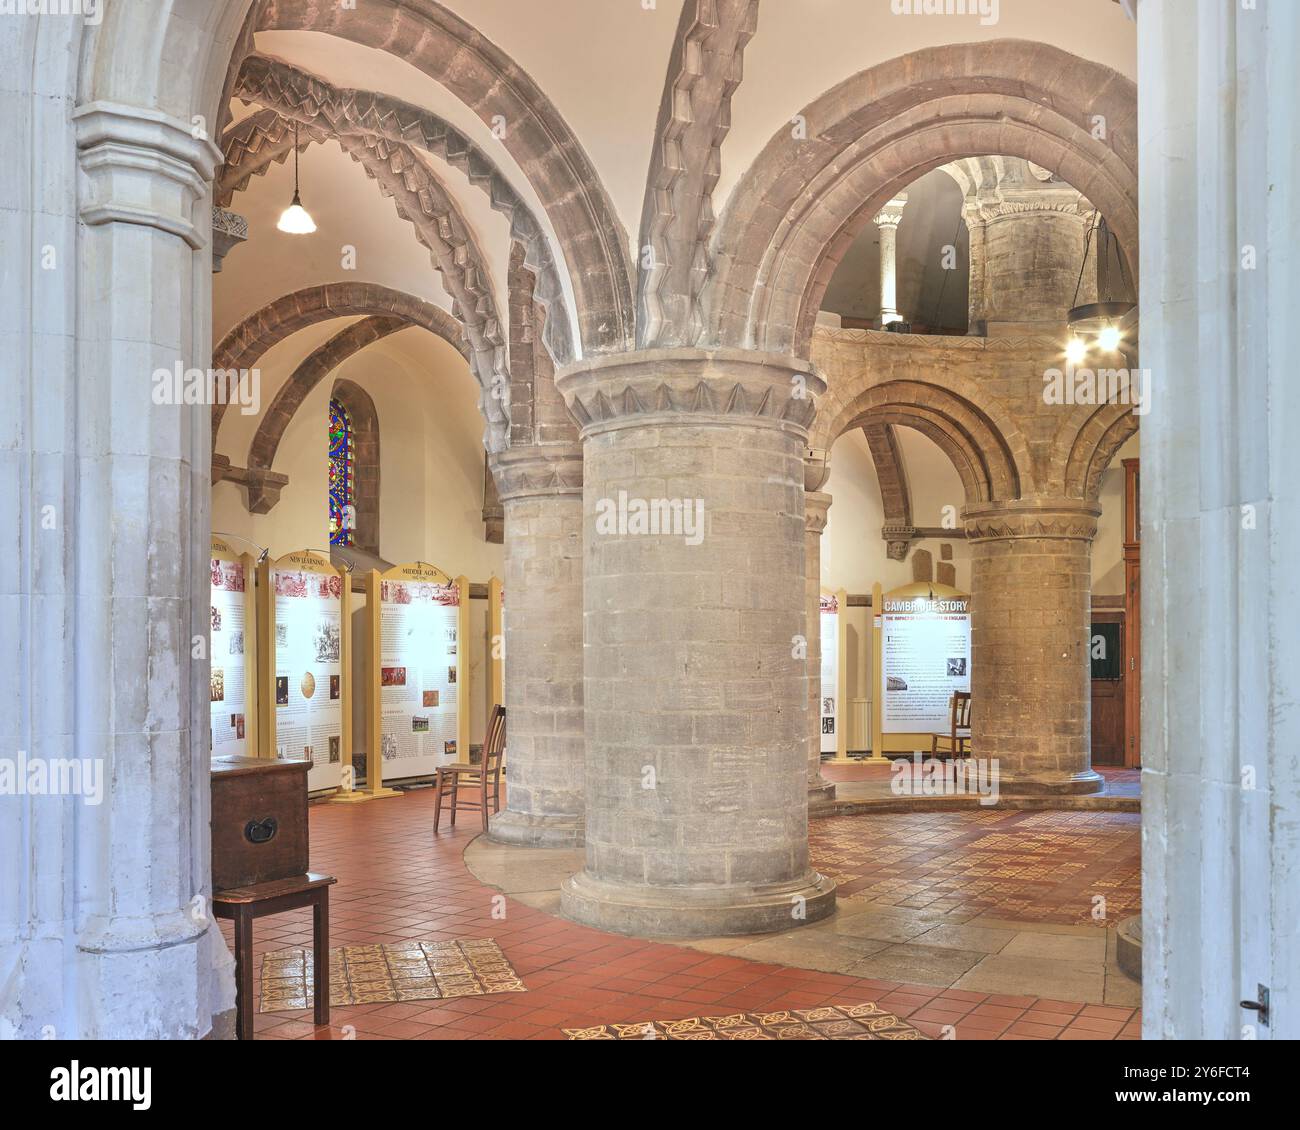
[257,549,352,793]
[365,562,470,787]
[819,590,848,759]
[209,536,259,761]
[871,580,972,755]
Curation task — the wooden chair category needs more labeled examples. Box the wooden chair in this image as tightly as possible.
[930,691,972,759]
[212,872,336,1041]
[433,704,506,832]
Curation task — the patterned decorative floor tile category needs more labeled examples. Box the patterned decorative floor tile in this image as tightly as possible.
[809,810,1141,925]
[259,938,525,1012]
[220,788,1140,1041]
[565,1002,926,1041]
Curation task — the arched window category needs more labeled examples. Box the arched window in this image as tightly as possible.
[328,397,355,546]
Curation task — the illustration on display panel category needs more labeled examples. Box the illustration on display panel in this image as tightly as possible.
[374,565,462,781]
[209,539,251,759]
[270,551,346,792]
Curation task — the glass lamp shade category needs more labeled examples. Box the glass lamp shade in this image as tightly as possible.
[277,192,317,235]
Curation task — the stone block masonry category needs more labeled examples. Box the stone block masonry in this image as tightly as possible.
[555,350,836,936]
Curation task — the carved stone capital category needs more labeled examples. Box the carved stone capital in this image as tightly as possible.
[873,194,908,229]
[556,348,825,440]
[881,524,917,559]
[74,102,223,250]
[489,443,584,502]
[963,499,1100,543]
[212,207,248,272]
[805,491,832,536]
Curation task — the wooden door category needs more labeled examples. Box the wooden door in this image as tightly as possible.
[1090,612,1125,765]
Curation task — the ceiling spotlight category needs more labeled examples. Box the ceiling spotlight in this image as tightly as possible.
[1066,337,1087,366]
[277,120,316,235]
[1098,324,1122,352]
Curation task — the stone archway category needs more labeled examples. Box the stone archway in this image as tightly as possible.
[704,41,1138,356]
[257,0,636,356]
[212,283,469,455]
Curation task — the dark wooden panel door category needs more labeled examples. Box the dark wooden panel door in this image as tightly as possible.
[1090,615,1125,766]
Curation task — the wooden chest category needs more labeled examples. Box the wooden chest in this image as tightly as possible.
[211,756,311,892]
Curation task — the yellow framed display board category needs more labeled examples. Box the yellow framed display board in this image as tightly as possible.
[362,562,469,791]
[209,536,259,760]
[819,588,850,762]
[871,580,971,756]
[488,576,504,732]
[256,549,351,793]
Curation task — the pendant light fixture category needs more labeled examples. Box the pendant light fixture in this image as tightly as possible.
[1065,211,1133,361]
[276,120,317,235]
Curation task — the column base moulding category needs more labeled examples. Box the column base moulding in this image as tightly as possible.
[487,810,585,848]
[559,869,836,939]
[993,769,1105,796]
[809,779,837,815]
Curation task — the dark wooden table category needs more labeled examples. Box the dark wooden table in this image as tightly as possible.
[212,872,337,1041]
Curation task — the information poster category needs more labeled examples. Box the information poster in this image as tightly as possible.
[263,550,348,792]
[370,563,465,783]
[819,593,839,754]
[209,537,254,759]
[880,583,971,734]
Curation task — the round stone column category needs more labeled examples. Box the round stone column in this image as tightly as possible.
[555,349,836,937]
[804,491,836,812]
[487,445,586,846]
[964,499,1103,794]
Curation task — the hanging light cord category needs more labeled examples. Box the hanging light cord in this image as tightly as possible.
[930,211,967,332]
[1071,209,1101,310]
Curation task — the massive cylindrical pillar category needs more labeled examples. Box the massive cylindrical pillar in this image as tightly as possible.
[555,349,836,936]
[804,491,836,810]
[965,499,1102,794]
[487,445,586,846]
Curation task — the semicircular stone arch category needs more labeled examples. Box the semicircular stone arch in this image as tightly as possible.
[212,283,469,450]
[815,360,1031,503]
[256,0,635,356]
[704,41,1138,357]
[1060,402,1141,504]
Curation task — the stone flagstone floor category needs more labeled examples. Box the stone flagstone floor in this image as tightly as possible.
[219,788,1141,1040]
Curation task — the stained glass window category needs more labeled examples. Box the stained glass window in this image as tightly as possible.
[329,397,355,547]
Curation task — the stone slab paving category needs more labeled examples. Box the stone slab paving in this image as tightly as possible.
[218,790,1139,1040]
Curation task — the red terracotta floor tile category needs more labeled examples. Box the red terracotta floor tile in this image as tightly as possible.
[220,788,1136,1042]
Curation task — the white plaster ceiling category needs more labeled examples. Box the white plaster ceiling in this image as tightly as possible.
[213,136,460,339]
[436,0,686,247]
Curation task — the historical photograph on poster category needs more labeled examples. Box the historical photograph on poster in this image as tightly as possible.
[210,668,224,702]
[881,590,971,733]
[376,571,461,781]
